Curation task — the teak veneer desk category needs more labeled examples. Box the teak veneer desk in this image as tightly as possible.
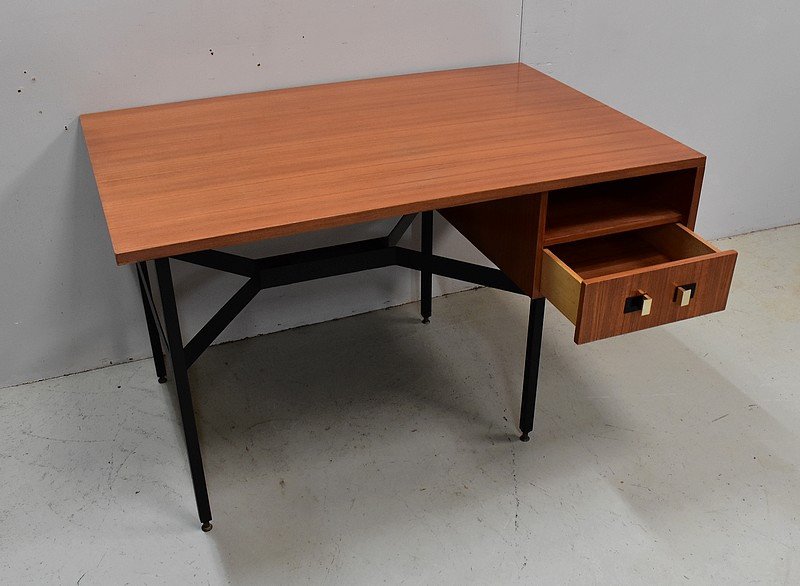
[81,63,737,531]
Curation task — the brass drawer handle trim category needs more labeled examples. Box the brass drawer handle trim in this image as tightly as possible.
[641,294,653,316]
[674,283,697,307]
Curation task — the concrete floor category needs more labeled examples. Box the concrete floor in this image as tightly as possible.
[1,224,798,584]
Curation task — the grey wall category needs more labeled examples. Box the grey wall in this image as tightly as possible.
[521,0,800,239]
[0,1,522,388]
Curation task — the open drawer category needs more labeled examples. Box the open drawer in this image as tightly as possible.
[541,224,737,344]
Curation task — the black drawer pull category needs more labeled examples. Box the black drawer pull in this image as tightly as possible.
[624,292,652,316]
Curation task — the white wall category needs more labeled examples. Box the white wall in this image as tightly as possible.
[521,0,800,239]
[0,1,522,388]
[4,1,798,388]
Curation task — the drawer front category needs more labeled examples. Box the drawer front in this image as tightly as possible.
[576,251,737,343]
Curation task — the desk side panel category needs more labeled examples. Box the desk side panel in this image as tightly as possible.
[439,194,546,297]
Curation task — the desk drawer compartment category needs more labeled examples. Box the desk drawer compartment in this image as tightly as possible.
[540,224,737,344]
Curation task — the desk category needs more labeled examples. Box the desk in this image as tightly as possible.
[81,63,737,531]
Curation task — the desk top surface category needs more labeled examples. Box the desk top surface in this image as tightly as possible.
[81,63,703,264]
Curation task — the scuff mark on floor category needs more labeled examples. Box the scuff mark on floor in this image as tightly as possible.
[510,439,520,531]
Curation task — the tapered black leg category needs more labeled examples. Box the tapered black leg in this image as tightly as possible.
[154,258,213,532]
[420,211,433,323]
[519,297,545,442]
[136,262,168,383]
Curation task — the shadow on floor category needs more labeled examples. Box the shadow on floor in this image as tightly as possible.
[148,286,798,579]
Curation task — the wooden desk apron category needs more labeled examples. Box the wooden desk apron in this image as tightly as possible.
[81,64,737,530]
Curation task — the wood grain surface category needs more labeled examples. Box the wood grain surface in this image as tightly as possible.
[81,63,704,264]
[543,168,699,246]
[439,193,546,296]
[576,251,737,343]
[541,224,737,343]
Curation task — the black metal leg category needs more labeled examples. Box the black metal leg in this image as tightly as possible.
[154,258,213,532]
[421,211,433,323]
[131,226,535,528]
[136,262,168,384]
[519,297,545,442]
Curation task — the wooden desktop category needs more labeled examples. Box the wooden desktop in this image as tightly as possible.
[81,63,737,530]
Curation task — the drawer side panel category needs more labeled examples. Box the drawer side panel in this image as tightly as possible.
[541,250,582,324]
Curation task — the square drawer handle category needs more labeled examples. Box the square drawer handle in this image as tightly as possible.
[675,283,697,306]
[624,292,652,316]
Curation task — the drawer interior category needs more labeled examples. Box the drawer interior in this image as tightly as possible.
[546,224,718,281]
[541,222,737,343]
